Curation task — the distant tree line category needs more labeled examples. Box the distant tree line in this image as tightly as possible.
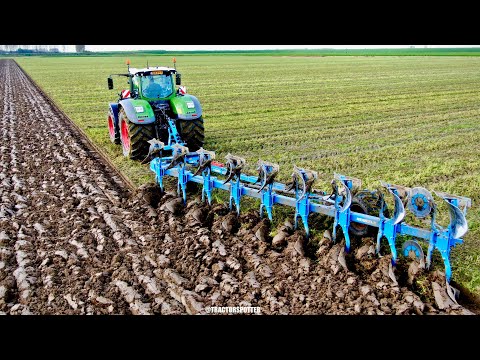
[0,45,86,53]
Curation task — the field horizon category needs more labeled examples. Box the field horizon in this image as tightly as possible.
[3,47,480,58]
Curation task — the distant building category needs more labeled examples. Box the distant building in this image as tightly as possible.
[75,45,86,53]
[50,48,59,53]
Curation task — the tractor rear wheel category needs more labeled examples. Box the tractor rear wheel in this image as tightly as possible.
[177,117,205,151]
[107,110,120,144]
[119,108,155,160]
[349,190,383,237]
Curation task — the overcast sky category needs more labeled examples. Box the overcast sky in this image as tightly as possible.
[80,45,479,52]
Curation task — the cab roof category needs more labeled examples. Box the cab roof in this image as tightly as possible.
[128,66,176,75]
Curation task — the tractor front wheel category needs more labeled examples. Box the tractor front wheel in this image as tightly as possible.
[107,110,120,144]
[119,108,155,160]
[177,117,205,151]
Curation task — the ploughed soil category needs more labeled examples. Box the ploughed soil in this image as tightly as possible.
[0,59,475,315]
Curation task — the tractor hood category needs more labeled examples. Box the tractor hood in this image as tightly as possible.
[170,94,202,120]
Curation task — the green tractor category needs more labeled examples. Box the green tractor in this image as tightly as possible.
[106,59,204,160]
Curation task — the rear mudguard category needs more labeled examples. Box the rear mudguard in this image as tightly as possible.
[170,94,203,120]
[119,98,156,125]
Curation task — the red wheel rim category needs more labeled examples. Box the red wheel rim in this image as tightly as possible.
[121,119,130,154]
[108,115,115,141]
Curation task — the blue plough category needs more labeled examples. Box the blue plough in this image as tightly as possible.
[143,126,471,299]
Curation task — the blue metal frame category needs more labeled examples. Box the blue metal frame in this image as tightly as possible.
[375,182,406,265]
[257,162,278,221]
[332,174,353,252]
[146,121,471,284]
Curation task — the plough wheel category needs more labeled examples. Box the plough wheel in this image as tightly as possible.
[402,240,424,260]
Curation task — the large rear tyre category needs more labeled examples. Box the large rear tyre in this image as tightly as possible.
[107,110,120,144]
[119,108,155,160]
[349,190,384,237]
[177,117,205,151]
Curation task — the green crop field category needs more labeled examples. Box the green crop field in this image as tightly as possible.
[14,54,480,295]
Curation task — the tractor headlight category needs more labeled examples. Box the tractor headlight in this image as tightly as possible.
[186,101,195,109]
[135,106,144,113]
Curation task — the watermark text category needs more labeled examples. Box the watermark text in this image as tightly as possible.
[205,306,261,314]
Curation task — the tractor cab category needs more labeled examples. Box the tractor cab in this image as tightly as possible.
[129,67,179,100]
